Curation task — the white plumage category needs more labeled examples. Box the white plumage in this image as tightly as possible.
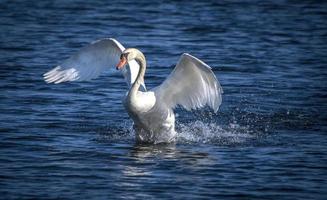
[44,38,223,144]
[154,53,222,112]
[44,38,146,90]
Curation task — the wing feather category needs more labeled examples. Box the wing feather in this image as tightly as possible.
[43,38,145,90]
[44,38,123,83]
[154,53,223,112]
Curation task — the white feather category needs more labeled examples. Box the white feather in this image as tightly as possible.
[43,38,146,90]
[154,53,223,112]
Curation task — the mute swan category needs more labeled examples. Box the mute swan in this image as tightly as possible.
[44,38,223,144]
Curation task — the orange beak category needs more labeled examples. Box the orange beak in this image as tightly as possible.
[116,57,127,70]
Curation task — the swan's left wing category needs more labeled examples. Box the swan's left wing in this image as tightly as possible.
[154,53,223,112]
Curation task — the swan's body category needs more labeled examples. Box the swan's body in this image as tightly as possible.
[123,90,176,143]
[44,38,223,144]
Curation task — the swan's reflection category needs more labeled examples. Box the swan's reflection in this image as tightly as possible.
[121,144,176,177]
[129,143,178,160]
[121,143,216,178]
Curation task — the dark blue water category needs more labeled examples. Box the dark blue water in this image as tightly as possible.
[1,0,327,199]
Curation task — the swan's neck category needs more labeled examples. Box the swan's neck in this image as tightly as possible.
[129,51,146,96]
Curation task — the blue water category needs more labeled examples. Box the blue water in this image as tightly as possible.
[1,0,327,199]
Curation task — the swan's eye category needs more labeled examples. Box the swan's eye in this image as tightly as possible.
[121,53,129,60]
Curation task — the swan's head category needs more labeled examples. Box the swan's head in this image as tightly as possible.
[116,48,139,70]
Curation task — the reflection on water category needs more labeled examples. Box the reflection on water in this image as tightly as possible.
[129,144,178,160]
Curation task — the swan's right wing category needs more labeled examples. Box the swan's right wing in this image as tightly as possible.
[154,53,223,112]
[44,38,124,83]
[43,38,145,90]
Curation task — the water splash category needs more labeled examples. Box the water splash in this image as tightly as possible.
[97,120,258,146]
[176,120,256,145]
[96,121,135,142]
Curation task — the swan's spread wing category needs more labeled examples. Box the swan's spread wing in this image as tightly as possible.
[44,38,122,83]
[43,38,145,90]
[154,53,223,112]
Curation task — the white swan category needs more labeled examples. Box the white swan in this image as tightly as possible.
[44,38,223,144]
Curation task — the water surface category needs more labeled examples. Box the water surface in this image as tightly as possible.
[1,0,327,199]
